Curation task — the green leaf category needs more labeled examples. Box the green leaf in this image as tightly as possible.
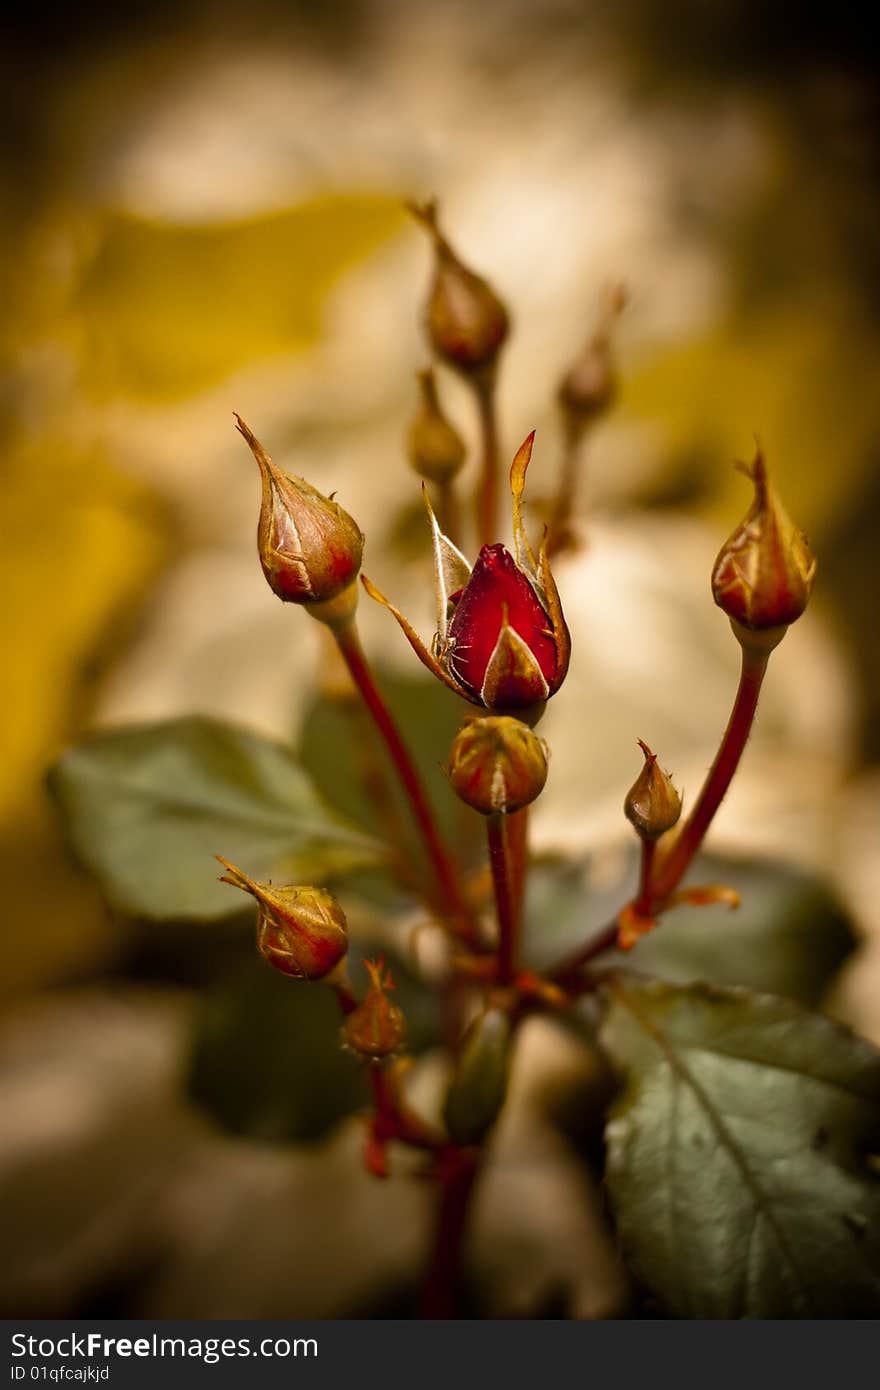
[602,977,880,1317]
[188,959,368,1143]
[49,716,384,920]
[523,852,854,1005]
[298,667,479,862]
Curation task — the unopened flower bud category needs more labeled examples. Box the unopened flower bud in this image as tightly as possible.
[712,449,816,644]
[216,856,348,980]
[406,368,466,484]
[235,414,364,609]
[447,716,548,815]
[343,958,406,1059]
[365,433,570,718]
[443,1007,512,1145]
[557,283,627,430]
[408,200,510,377]
[448,544,566,711]
[624,740,682,840]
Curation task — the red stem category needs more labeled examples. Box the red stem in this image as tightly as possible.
[474,375,500,545]
[506,806,529,933]
[635,837,656,914]
[334,620,477,944]
[488,814,517,984]
[651,643,769,901]
[550,642,770,985]
[420,1148,481,1318]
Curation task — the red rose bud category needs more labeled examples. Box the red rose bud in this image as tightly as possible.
[447,544,563,709]
[558,283,627,430]
[363,434,570,719]
[712,449,816,644]
[447,716,548,816]
[235,414,364,607]
[216,856,348,981]
[408,199,510,377]
[342,958,407,1059]
[624,740,682,840]
[407,368,466,484]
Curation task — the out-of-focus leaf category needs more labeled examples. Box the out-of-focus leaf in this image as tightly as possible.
[49,716,384,920]
[187,935,441,1144]
[602,977,880,1318]
[523,851,854,1005]
[187,960,367,1143]
[0,430,166,992]
[73,196,404,400]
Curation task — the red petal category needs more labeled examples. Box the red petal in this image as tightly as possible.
[447,545,558,701]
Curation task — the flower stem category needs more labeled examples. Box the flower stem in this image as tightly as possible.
[550,642,771,986]
[547,421,586,558]
[435,476,463,552]
[650,643,769,901]
[474,374,500,545]
[488,813,518,984]
[506,806,529,934]
[635,837,656,914]
[420,1147,482,1318]
[334,618,478,944]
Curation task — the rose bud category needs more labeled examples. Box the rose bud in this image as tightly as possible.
[408,199,510,378]
[624,740,682,840]
[363,432,570,721]
[557,283,627,432]
[406,368,466,485]
[712,448,816,648]
[216,856,348,980]
[342,957,406,1059]
[443,1007,512,1146]
[447,716,548,816]
[235,414,364,613]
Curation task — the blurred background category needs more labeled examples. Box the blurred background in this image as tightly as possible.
[1,0,879,1318]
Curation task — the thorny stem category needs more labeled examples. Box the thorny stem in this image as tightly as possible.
[420,1147,482,1318]
[487,813,518,984]
[474,373,500,546]
[421,813,529,1315]
[344,694,424,896]
[368,1063,440,1152]
[551,642,771,985]
[651,643,769,900]
[334,619,479,945]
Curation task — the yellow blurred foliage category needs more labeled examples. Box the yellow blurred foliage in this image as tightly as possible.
[0,431,166,994]
[626,298,879,540]
[1,193,405,994]
[71,195,406,400]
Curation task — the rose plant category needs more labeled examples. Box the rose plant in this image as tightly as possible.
[49,203,880,1319]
